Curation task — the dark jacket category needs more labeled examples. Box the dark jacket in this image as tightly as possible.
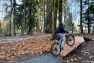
[56,23,68,33]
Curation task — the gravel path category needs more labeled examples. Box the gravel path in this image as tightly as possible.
[0,35,51,45]
[0,54,64,63]
[17,54,63,63]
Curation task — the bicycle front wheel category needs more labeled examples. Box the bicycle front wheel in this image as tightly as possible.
[66,34,75,46]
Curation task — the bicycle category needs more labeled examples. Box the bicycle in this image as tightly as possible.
[50,33,75,56]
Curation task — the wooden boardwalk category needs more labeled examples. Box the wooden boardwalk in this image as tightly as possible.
[60,36,85,57]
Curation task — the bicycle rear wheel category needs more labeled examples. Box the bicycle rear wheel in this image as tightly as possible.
[50,43,61,56]
[66,34,75,46]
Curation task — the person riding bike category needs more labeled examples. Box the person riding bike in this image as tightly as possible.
[56,22,68,50]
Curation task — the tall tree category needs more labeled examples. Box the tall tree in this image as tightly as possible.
[87,0,90,34]
[13,0,16,36]
[9,0,12,36]
[83,1,94,33]
[80,0,83,33]
[52,0,58,39]
[45,0,53,33]
[27,0,36,35]
[21,0,26,36]
[58,0,62,23]
[43,0,46,32]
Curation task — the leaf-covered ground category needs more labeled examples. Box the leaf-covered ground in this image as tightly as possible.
[0,36,53,61]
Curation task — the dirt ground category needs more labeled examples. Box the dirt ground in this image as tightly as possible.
[64,41,94,63]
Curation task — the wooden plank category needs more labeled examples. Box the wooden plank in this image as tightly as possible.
[60,36,84,57]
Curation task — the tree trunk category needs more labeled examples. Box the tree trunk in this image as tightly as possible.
[40,9,42,32]
[9,18,12,36]
[0,21,1,34]
[87,0,90,34]
[52,0,58,39]
[80,0,83,34]
[43,0,46,32]
[59,0,62,23]
[72,23,74,33]
[49,10,52,33]
[27,6,33,35]
[13,0,16,36]
[9,0,13,36]
[45,0,50,33]
[27,26,33,35]
[22,0,26,36]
